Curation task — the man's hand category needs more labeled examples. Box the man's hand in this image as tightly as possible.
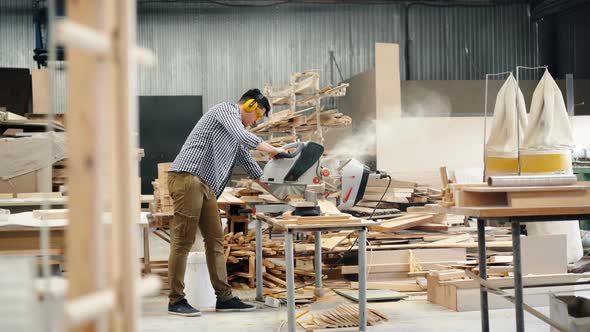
[271,147,287,159]
[256,141,290,159]
[255,179,270,192]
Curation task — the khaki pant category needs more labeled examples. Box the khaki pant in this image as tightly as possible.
[167,172,232,304]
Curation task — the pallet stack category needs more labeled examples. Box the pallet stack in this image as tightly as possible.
[298,304,388,330]
[224,232,316,289]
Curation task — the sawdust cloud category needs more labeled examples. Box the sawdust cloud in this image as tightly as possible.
[325,90,452,166]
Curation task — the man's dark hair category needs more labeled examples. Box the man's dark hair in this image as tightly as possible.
[239,88,271,117]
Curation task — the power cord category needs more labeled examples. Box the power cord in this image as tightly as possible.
[368,174,391,220]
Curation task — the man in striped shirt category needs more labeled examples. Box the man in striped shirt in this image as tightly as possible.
[167,89,285,317]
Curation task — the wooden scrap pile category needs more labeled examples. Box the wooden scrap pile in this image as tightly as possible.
[224,231,316,289]
[298,304,388,330]
[152,162,173,213]
[355,178,440,207]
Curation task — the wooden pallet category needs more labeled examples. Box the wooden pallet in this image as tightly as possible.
[298,304,388,330]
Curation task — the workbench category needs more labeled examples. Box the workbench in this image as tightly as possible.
[451,205,590,332]
[0,194,154,211]
[0,211,150,271]
[254,213,380,332]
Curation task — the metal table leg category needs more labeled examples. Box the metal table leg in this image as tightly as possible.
[358,227,367,331]
[512,221,525,332]
[314,231,323,296]
[255,219,263,302]
[285,230,296,332]
[477,219,489,332]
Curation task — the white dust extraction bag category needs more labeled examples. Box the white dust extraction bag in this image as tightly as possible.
[485,73,528,179]
[521,69,582,263]
[521,69,575,173]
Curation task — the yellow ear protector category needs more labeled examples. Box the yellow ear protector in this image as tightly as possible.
[243,94,266,121]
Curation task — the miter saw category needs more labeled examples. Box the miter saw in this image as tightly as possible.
[260,142,388,214]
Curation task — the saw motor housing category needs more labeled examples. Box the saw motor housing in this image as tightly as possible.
[261,142,324,200]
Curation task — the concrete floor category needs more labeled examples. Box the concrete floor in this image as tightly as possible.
[143,232,554,331]
[140,290,552,332]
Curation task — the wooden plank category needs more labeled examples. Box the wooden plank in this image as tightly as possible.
[331,241,512,251]
[450,205,590,218]
[430,233,471,245]
[361,248,467,265]
[332,288,407,302]
[321,231,353,250]
[410,223,449,231]
[32,209,68,220]
[65,1,104,331]
[508,189,590,208]
[463,184,590,193]
[263,272,287,286]
[442,272,590,289]
[350,281,422,292]
[431,270,466,281]
[240,196,265,204]
[488,255,512,264]
[0,229,65,251]
[342,261,465,274]
[218,192,245,205]
[317,199,345,215]
[427,274,457,311]
[368,214,434,233]
[31,69,50,114]
[16,192,63,199]
[109,0,140,330]
[367,177,416,189]
[258,194,282,203]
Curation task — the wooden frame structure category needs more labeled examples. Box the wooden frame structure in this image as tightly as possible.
[52,1,159,331]
[251,70,350,159]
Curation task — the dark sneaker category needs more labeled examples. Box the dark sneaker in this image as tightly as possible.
[215,296,256,312]
[168,298,201,317]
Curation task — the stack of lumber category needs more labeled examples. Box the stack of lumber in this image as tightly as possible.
[298,304,387,330]
[341,248,469,280]
[224,232,315,289]
[152,162,173,213]
[250,109,351,135]
[357,177,439,206]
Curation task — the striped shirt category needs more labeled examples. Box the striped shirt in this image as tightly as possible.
[169,102,264,197]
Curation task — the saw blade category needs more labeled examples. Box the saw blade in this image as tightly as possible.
[267,183,306,200]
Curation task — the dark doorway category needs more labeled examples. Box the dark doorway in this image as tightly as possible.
[139,96,203,194]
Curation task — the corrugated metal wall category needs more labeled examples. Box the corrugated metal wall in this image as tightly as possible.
[137,4,405,108]
[1,2,539,111]
[408,4,539,80]
[0,3,35,68]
